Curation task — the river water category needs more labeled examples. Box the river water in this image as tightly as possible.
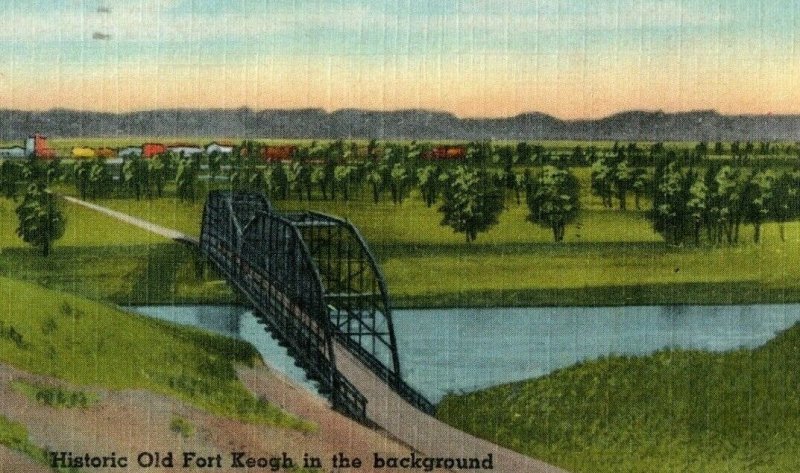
[130,304,800,403]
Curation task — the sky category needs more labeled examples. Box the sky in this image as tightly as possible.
[0,0,798,118]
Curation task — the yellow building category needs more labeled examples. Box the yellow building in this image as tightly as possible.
[71,147,96,159]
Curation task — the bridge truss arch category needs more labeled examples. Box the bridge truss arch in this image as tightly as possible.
[200,191,433,421]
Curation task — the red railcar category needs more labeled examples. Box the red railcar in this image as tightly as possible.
[261,145,298,163]
[423,146,467,161]
[142,143,166,159]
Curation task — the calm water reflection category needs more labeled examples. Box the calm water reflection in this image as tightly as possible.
[131,304,800,403]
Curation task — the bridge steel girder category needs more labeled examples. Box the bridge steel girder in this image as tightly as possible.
[200,191,434,422]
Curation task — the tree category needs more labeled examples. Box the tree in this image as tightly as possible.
[0,160,22,199]
[516,142,532,164]
[121,156,149,200]
[742,169,774,243]
[296,163,313,200]
[649,161,692,246]
[175,158,198,203]
[611,158,634,210]
[334,165,354,201]
[15,182,66,256]
[365,165,384,204]
[590,158,614,208]
[148,158,166,198]
[416,165,439,207]
[631,167,649,210]
[695,141,709,160]
[389,163,409,204]
[713,166,747,244]
[285,162,301,199]
[770,172,799,242]
[438,166,504,243]
[526,166,580,242]
[571,146,586,166]
[686,176,708,245]
[208,151,225,190]
[310,166,327,200]
[87,158,112,199]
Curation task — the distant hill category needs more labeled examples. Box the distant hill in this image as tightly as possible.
[1,108,800,141]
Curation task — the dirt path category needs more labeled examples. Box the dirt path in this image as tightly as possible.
[0,363,412,473]
[61,195,198,244]
[0,445,48,473]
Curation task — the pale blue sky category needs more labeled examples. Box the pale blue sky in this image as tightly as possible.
[0,0,797,117]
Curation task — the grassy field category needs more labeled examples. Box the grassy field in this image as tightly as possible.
[79,184,800,308]
[0,197,236,305]
[0,275,310,431]
[436,322,800,473]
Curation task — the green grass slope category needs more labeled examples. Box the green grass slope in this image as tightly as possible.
[437,323,800,472]
[0,275,310,431]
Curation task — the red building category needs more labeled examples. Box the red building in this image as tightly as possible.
[25,134,56,159]
[423,146,467,161]
[261,145,298,163]
[142,143,166,159]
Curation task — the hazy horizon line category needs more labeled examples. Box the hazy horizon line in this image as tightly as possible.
[2,106,797,122]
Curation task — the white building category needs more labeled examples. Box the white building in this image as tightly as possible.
[206,142,234,155]
[0,146,25,158]
[118,146,142,158]
[167,145,203,157]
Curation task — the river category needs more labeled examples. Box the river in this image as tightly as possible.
[130,304,800,403]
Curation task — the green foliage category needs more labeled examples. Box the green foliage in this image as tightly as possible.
[389,163,410,204]
[11,380,98,409]
[0,159,23,199]
[439,166,504,242]
[72,160,91,199]
[416,165,440,207]
[437,323,800,473]
[121,156,150,200]
[590,158,614,207]
[169,416,195,438]
[87,158,112,199]
[525,165,580,242]
[365,164,384,203]
[15,182,66,256]
[333,165,354,201]
[175,158,198,202]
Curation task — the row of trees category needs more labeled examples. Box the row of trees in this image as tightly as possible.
[650,162,799,245]
[4,135,800,247]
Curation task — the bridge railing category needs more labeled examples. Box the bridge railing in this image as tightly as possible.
[286,211,435,415]
[201,191,433,420]
[201,191,367,420]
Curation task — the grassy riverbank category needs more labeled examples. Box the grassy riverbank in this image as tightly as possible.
[0,275,310,431]
[437,322,800,472]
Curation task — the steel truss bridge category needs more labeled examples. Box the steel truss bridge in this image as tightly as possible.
[200,191,434,422]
